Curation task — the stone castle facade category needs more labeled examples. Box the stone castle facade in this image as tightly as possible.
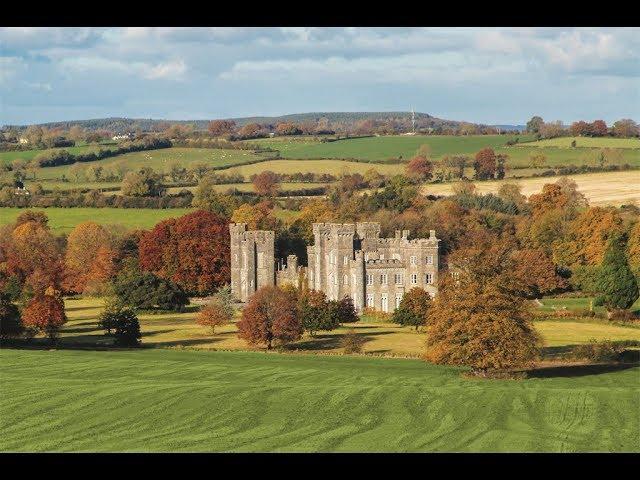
[230,222,440,312]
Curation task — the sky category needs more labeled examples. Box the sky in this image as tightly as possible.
[1,27,638,126]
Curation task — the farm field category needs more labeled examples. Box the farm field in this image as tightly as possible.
[250,134,640,168]
[164,182,329,195]
[0,207,192,234]
[1,347,638,452]
[0,144,110,165]
[519,137,640,149]
[420,170,640,206]
[225,159,404,176]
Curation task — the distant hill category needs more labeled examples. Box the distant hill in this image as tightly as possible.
[3,112,520,133]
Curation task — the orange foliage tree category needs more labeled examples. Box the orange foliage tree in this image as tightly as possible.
[405,155,433,181]
[511,248,567,298]
[252,171,280,196]
[64,222,116,294]
[138,210,230,295]
[237,285,302,349]
[473,148,497,180]
[231,200,280,231]
[22,294,67,341]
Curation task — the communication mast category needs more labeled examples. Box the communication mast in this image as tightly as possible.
[411,107,416,134]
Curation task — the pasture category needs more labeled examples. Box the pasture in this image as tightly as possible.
[420,170,640,207]
[1,347,638,452]
[0,144,111,166]
[0,207,192,234]
[519,137,640,149]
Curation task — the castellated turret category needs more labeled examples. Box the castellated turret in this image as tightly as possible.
[229,223,275,302]
[230,222,440,312]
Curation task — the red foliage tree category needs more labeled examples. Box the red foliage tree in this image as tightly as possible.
[473,148,497,180]
[208,120,236,137]
[405,155,433,181]
[252,171,281,196]
[590,120,608,137]
[237,286,302,349]
[22,294,67,341]
[138,210,230,295]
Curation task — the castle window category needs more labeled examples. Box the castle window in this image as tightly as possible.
[343,274,348,285]
[410,256,417,265]
[352,274,356,286]
[366,293,375,308]
[395,293,403,308]
[343,256,349,265]
[380,254,385,260]
[380,273,388,285]
[381,294,388,312]
[426,255,434,265]
[425,273,433,284]
[366,274,373,286]
[333,275,338,286]
[394,274,403,285]
[411,274,417,284]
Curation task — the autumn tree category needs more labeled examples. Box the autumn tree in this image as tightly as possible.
[231,201,280,231]
[208,119,236,137]
[590,120,608,137]
[193,174,239,217]
[252,171,280,196]
[473,148,497,180]
[138,210,230,295]
[6,219,64,296]
[64,222,115,294]
[197,285,235,335]
[529,152,547,168]
[237,285,302,349]
[528,184,571,218]
[329,296,358,324]
[612,119,639,138]
[405,155,433,182]
[275,122,302,136]
[570,121,591,137]
[510,248,567,298]
[497,183,527,211]
[22,294,67,342]
[595,235,639,313]
[238,123,264,139]
[391,287,432,330]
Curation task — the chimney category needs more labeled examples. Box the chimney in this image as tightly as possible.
[429,229,436,239]
[395,230,401,239]
[402,230,410,239]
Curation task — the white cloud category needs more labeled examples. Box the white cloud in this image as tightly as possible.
[57,56,187,81]
[0,56,26,85]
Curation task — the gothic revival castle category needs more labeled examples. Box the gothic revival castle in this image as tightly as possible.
[230,222,440,312]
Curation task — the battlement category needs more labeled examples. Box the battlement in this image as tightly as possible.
[365,259,404,266]
[313,222,356,237]
[230,223,274,243]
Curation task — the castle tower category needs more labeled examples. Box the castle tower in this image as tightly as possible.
[229,223,275,302]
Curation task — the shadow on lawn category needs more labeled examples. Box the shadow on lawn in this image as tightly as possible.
[527,363,639,378]
[286,330,392,351]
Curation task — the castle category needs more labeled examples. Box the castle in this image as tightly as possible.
[229,222,440,312]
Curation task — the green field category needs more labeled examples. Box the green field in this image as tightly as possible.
[520,137,640,149]
[0,144,112,165]
[0,207,192,234]
[1,348,638,452]
[250,135,639,169]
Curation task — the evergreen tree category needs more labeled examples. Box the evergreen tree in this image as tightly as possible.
[392,287,432,330]
[596,235,639,311]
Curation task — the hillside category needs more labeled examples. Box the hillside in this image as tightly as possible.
[4,112,512,133]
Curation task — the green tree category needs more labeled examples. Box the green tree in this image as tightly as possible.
[0,294,23,339]
[297,290,338,336]
[526,116,544,134]
[391,287,432,330]
[595,235,639,312]
[112,308,142,347]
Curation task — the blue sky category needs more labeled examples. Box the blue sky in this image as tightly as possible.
[1,27,638,126]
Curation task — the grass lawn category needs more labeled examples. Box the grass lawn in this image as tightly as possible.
[0,207,192,234]
[1,347,638,452]
[47,297,640,355]
[420,170,640,207]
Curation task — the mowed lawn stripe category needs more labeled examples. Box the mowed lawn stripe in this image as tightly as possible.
[1,349,638,452]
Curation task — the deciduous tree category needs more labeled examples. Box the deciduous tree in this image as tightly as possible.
[392,287,432,330]
[237,286,302,349]
[22,294,67,342]
[473,148,497,180]
[252,171,280,196]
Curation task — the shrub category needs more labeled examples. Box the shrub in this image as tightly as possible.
[391,287,432,330]
[341,329,365,354]
[197,296,233,335]
[0,295,23,339]
[112,260,189,311]
[112,309,142,347]
[607,309,639,322]
[570,339,626,362]
[329,296,358,324]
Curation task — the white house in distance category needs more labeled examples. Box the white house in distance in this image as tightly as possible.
[112,133,135,141]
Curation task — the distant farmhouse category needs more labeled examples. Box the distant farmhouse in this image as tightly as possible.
[230,222,440,312]
[112,133,135,141]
